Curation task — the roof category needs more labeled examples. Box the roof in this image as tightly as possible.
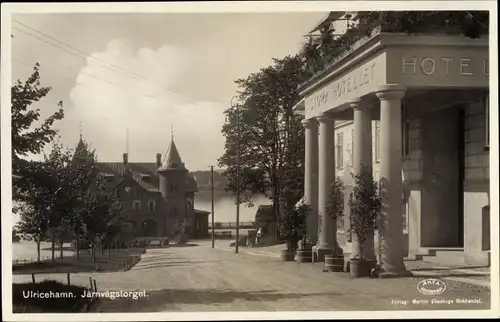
[158,139,186,172]
[97,162,198,193]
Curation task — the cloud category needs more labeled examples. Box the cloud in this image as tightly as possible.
[63,39,226,170]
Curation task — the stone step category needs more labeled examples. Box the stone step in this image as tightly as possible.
[420,248,466,267]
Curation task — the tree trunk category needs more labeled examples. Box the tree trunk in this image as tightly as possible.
[59,240,64,259]
[92,240,96,263]
[108,243,111,258]
[75,225,80,260]
[51,233,55,265]
[36,239,41,263]
[101,241,104,256]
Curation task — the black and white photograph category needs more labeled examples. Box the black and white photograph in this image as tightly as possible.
[1,1,498,320]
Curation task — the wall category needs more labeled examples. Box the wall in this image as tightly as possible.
[463,97,490,265]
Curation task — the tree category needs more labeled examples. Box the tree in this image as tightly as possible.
[62,139,101,259]
[348,165,383,262]
[277,164,309,253]
[218,55,306,223]
[15,203,48,262]
[15,142,73,264]
[326,177,346,231]
[175,218,190,245]
[80,174,122,262]
[12,63,64,204]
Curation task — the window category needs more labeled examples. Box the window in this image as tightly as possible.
[148,200,156,212]
[375,121,380,163]
[485,93,490,149]
[402,105,410,157]
[350,129,354,167]
[336,133,344,169]
[132,200,141,211]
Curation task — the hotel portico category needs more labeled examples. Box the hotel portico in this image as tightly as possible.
[293,27,490,276]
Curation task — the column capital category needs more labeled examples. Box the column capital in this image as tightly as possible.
[376,84,407,100]
[349,97,369,111]
[301,118,318,129]
[316,114,335,124]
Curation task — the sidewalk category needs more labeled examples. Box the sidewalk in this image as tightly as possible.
[224,242,491,289]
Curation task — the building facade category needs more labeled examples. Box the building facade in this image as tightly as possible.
[94,138,210,241]
[294,12,490,275]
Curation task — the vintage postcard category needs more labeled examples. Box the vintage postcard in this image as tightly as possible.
[1,1,498,321]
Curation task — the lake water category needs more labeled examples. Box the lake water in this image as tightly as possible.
[194,191,270,223]
[12,241,73,261]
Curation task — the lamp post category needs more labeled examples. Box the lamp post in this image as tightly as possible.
[231,95,241,254]
[210,165,215,248]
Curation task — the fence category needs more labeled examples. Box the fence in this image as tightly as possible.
[13,254,62,266]
[27,272,98,311]
[208,222,255,229]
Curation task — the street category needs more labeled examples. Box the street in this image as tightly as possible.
[13,241,491,312]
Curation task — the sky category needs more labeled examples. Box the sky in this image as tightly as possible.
[11,12,326,171]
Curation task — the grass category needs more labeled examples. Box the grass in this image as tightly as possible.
[12,280,93,313]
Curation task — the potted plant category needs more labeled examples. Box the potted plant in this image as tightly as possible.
[348,165,383,278]
[324,177,346,271]
[295,204,313,263]
[278,202,309,262]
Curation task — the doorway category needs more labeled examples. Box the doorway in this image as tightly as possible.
[421,106,464,247]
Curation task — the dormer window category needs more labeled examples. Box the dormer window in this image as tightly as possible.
[170,163,178,168]
[148,200,156,212]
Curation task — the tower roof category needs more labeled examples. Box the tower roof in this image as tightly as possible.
[157,139,186,172]
[75,135,85,153]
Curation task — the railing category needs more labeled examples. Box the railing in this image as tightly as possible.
[208,222,255,229]
[13,254,62,266]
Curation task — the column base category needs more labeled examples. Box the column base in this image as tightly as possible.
[314,247,333,262]
[378,269,413,279]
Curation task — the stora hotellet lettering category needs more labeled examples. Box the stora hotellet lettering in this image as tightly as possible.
[402,57,489,76]
[309,61,376,112]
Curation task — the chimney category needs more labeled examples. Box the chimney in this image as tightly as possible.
[156,153,162,167]
[123,153,128,165]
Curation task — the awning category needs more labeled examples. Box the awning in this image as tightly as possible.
[291,97,306,115]
[308,11,347,34]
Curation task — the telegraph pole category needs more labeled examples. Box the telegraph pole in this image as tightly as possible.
[211,166,215,248]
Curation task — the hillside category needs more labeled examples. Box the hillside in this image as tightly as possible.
[191,169,228,191]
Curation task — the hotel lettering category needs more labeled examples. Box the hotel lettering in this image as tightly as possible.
[402,57,489,76]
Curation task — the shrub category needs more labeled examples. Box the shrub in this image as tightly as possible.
[348,165,383,261]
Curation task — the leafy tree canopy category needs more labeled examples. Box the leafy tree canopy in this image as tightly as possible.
[12,63,64,204]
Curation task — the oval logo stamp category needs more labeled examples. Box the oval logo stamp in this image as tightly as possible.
[417,278,447,296]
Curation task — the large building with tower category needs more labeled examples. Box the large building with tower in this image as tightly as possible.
[293,11,491,274]
[86,137,210,242]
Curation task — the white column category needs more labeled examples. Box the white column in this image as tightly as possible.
[376,85,408,277]
[302,118,318,244]
[350,98,376,261]
[317,114,341,259]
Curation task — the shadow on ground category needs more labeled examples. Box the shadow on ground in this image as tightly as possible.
[410,266,489,271]
[167,244,199,248]
[90,288,341,312]
[132,261,222,270]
